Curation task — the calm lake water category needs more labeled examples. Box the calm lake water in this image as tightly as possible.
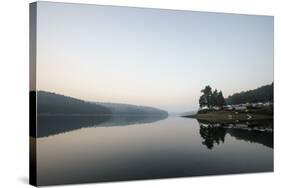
[35,115,273,186]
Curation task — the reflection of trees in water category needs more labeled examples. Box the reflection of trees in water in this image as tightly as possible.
[94,115,168,127]
[35,115,111,138]
[227,129,273,148]
[35,114,168,138]
[197,119,273,149]
[199,124,226,149]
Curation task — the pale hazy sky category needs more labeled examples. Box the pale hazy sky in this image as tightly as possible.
[36,2,273,113]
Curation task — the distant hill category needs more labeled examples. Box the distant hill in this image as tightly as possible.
[37,91,168,116]
[226,83,273,105]
[37,91,112,115]
[97,102,168,116]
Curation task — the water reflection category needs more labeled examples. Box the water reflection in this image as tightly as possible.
[197,119,273,149]
[35,114,168,138]
[199,124,226,149]
[227,129,273,148]
[35,117,273,186]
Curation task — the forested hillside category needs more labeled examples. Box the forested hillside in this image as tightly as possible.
[97,102,168,116]
[37,91,112,115]
[36,91,168,116]
[226,83,273,105]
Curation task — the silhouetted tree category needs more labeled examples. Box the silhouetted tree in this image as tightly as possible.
[210,89,218,107]
[200,86,212,108]
[199,95,207,108]
[199,86,226,108]
[217,91,226,107]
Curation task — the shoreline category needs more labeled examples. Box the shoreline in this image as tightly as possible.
[182,111,273,124]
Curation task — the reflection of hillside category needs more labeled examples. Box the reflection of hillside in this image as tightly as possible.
[35,115,111,138]
[197,119,273,149]
[95,115,168,127]
[227,129,273,148]
[35,114,168,138]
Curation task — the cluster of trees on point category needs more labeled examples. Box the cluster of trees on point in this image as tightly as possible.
[198,83,273,109]
[199,86,226,108]
[226,83,273,105]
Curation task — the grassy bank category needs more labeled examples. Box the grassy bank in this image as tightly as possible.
[184,110,273,124]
